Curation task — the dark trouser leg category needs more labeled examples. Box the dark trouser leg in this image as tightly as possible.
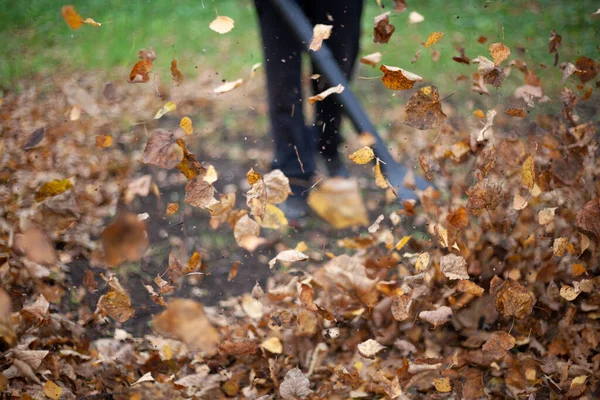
[307,0,364,159]
[253,0,316,182]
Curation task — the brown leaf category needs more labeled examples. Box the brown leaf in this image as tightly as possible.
[548,29,562,54]
[521,155,535,189]
[380,65,423,90]
[482,331,515,360]
[374,12,395,44]
[577,197,600,237]
[452,47,470,64]
[575,56,599,83]
[440,254,469,280]
[299,283,317,311]
[553,237,569,257]
[128,59,153,83]
[83,269,97,293]
[95,135,112,148]
[185,177,217,209]
[393,0,407,11]
[152,299,221,353]
[168,252,184,284]
[246,172,267,219]
[166,203,179,215]
[13,226,57,265]
[279,367,312,400]
[143,284,166,306]
[227,261,240,282]
[97,288,135,323]
[264,169,292,204]
[490,276,536,319]
[466,179,503,214]
[218,338,258,355]
[170,59,184,85]
[308,84,344,104]
[309,24,332,51]
[456,280,484,296]
[405,86,447,130]
[419,306,453,327]
[504,108,526,117]
[489,42,510,65]
[269,249,308,269]
[143,129,184,169]
[391,294,412,321]
[101,213,148,267]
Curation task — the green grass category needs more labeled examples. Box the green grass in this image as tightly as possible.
[0,0,598,95]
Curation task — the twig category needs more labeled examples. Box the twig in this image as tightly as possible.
[294,145,305,174]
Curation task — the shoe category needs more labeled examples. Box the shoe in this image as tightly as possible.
[324,154,350,178]
[280,183,310,227]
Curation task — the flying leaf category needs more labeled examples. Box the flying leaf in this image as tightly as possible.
[260,337,283,354]
[185,177,217,209]
[575,56,599,83]
[405,86,447,130]
[154,101,177,119]
[380,65,423,90]
[308,84,344,104]
[264,169,292,204]
[477,109,497,142]
[180,117,193,135]
[143,129,184,169]
[128,59,153,83]
[521,155,535,189]
[307,178,369,228]
[374,12,395,44]
[434,378,452,393]
[43,380,62,400]
[269,249,308,269]
[391,294,412,321]
[309,24,332,51]
[368,214,385,234]
[101,213,148,267]
[504,108,526,117]
[440,254,469,280]
[170,59,184,85]
[360,52,382,67]
[538,207,557,225]
[246,169,267,219]
[13,227,57,266]
[209,15,234,34]
[559,284,580,301]
[256,203,288,229]
[357,339,386,359]
[419,306,452,328]
[548,29,562,54]
[83,17,101,27]
[408,11,424,24]
[96,135,112,148]
[97,286,135,323]
[61,5,83,29]
[453,47,471,64]
[576,197,600,237]
[214,78,244,94]
[348,146,375,164]
[424,32,444,48]
[489,42,511,65]
[373,159,388,188]
[456,280,484,296]
[490,276,536,319]
[553,237,569,256]
[299,283,317,311]
[233,214,262,250]
[466,178,503,214]
[34,179,73,202]
[560,62,579,81]
[482,331,515,360]
[415,252,430,271]
[279,367,312,400]
[394,235,412,251]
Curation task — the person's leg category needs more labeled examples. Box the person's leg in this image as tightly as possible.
[253,0,316,184]
[308,0,364,174]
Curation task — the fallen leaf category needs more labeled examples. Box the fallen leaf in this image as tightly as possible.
[580,233,591,255]
[132,372,154,386]
[97,287,135,323]
[513,193,528,210]
[170,59,184,85]
[348,146,375,164]
[456,280,484,296]
[482,331,515,360]
[575,56,599,83]
[308,84,344,104]
[13,226,57,265]
[357,339,385,359]
[538,207,557,225]
[101,212,148,267]
[433,377,452,393]
[214,78,244,94]
[490,277,536,319]
[380,65,423,90]
[280,367,312,399]
[440,254,469,280]
[360,52,382,67]
[154,101,177,119]
[408,11,424,24]
[489,42,511,65]
[61,5,83,29]
[269,249,308,269]
[43,380,62,400]
[415,252,430,271]
[309,24,332,51]
[374,12,395,44]
[391,294,412,321]
[179,117,193,135]
[35,179,73,202]
[521,155,535,189]
[424,32,444,48]
[299,283,317,311]
[218,338,258,356]
[143,129,184,169]
[95,135,112,148]
[152,299,221,353]
[559,285,580,301]
[419,306,453,327]
[260,337,283,354]
[209,15,234,34]
[553,237,569,256]
[576,197,600,237]
[405,86,447,130]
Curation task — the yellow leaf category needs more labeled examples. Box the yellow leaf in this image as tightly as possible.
[96,135,113,148]
[473,109,485,118]
[415,252,430,271]
[209,15,235,34]
[180,117,193,135]
[424,31,444,48]
[35,179,73,202]
[394,235,412,251]
[154,101,177,119]
[247,168,263,185]
[83,17,101,27]
[380,65,423,90]
[307,177,369,229]
[43,380,63,400]
[374,159,388,188]
[256,203,288,229]
[521,155,535,189]
[553,237,569,257]
[166,203,179,215]
[349,146,375,165]
[260,337,283,354]
[433,377,452,393]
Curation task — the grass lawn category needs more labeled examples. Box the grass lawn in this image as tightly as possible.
[1,0,598,97]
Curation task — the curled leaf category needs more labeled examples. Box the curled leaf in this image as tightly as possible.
[309,24,332,51]
[380,65,423,90]
[348,146,375,164]
[308,84,344,105]
[374,12,395,44]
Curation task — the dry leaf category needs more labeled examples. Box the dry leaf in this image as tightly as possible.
[408,11,424,24]
[373,160,388,188]
[83,269,98,293]
[97,287,135,323]
[394,235,411,251]
[299,283,317,311]
[309,24,332,51]
[143,129,184,169]
[260,337,283,354]
[440,254,469,280]
[228,261,240,282]
[424,32,444,48]
[214,79,244,94]
[61,5,83,29]
[218,338,258,356]
[576,197,600,237]
[233,214,261,250]
[538,207,557,225]
[504,108,526,117]
[489,42,510,65]
[380,65,423,90]
[179,116,193,135]
[405,86,447,130]
[43,380,62,400]
[553,237,569,256]
[101,212,148,267]
[96,135,112,148]
[513,193,528,210]
[128,59,153,83]
[433,377,452,393]
[264,169,292,204]
[415,252,430,271]
[13,227,57,266]
[374,12,395,44]
[368,214,385,234]
[209,16,234,34]
[419,306,453,327]
[490,277,536,319]
[280,367,312,399]
[185,177,217,209]
[256,203,288,229]
[154,101,177,119]
[391,294,412,321]
[456,280,484,296]
[360,52,382,67]
[246,170,267,219]
[521,155,535,189]
[170,59,184,85]
[132,372,154,387]
[561,62,579,81]
[357,339,385,359]
[269,249,308,269]
[35,179,73,202]
[559,285,580,301]
[466,179,503,214]
[307,178,369,228]
[575,56,599,83]
[482,331,515,360]
[348,146,375,164]
[308,84,344,104]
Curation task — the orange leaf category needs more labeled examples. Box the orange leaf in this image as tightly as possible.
[380,65,423,90]
[170,59,184,85]
[504,108,526,117]
[128,59,153,83]
[489,42,511,65]
[95,135,112,148]
[61,5,83,29]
